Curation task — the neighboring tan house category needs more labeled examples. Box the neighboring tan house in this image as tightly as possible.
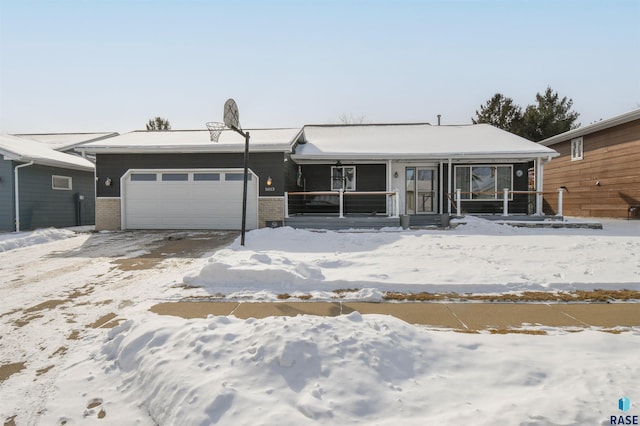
[540,109,640,219]
[78,124,558,231]
[0,134,104,231]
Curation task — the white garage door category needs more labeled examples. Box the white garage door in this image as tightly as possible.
[122,169,258,230]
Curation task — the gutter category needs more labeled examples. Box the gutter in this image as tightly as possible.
[14,161,34,232]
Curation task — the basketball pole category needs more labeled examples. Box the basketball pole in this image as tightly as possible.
[240,130,250,246]
[229,125,250,246]
[223,99,249,246]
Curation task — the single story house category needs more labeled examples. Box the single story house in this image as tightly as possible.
[0,134,100,232]
[540,109,640,219]
[288,123,559,227]
[79,124,558,231]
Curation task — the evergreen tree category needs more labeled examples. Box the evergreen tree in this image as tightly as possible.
[146,117,171,131]
[473,87,580,141]
[520,87,580,141]
[472,93,523,134]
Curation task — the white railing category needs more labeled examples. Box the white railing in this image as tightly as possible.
[450,188,565,217]
[285,190,400,218]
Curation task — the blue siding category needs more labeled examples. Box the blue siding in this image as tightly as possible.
[0,159,15,231]
[16,164,95,230]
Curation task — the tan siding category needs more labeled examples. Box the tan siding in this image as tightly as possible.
[544,119,640,218]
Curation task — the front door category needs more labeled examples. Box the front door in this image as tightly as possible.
[405,167,436,214]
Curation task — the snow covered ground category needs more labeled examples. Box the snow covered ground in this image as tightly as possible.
[1,219,639,425]
[185,217,640,298]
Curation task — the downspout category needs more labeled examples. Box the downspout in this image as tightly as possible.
[14,161,34,232]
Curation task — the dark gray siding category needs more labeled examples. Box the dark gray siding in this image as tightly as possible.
[0,160,15,231]
[96,152,286,197]
[17,165,95,230]
[291,163,387,214]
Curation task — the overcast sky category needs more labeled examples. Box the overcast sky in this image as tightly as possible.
[1,0,638,134]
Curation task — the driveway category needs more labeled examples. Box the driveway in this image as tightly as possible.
[0,230,237,425]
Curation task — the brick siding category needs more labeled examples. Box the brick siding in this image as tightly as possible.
[96,198,121,231]
[258,197,284,228]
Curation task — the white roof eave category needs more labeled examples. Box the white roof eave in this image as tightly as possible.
[291,151,559,162]
[77,143,294,154]
[5,154,94,171]
[540,108,640,146]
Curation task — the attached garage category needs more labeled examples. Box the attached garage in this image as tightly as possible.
[121,168,258,230]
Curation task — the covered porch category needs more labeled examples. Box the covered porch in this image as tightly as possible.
[285,123,560,229]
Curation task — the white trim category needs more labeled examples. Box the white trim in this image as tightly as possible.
[453,164,514,201]
[570,137,584,161]
[96,196,122,200]
[52,175,73,190]
[330,166,356,191]
[292,152,558,162]
[540,108,640,146]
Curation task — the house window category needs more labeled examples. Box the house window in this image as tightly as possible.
[454,165,512,200]
[571,137,583,161]
[52,175,72,190]
[331,166,356,191]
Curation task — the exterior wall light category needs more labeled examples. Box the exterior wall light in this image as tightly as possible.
[105,177,112,187]
[266,176,273,186]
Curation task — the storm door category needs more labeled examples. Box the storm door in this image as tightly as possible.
[405,167,436,214]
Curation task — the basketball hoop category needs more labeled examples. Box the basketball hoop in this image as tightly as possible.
[206,122,226,142]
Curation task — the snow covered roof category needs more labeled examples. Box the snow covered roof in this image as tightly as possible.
[0,134,95,171]
[14,132,119,151]
[540,108,640,147]
[293,123,559,161]
[77,129,302,154]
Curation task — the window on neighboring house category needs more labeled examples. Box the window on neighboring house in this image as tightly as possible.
[52,175,72,190]
[454,165,512,200]
[331,166,356,191]
[571,137,583,161]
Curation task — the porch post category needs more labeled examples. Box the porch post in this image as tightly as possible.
[456,188,461,216]
[503,188,509,217]
[284,192,289,218]
[439,161,444,214]
[535,158,544,216]
[557,188,564,217]
[394,190,400,218]
[447,159,453,214]
[339,189,345,218]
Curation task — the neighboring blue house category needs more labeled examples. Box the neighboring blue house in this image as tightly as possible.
[0,134,111,232]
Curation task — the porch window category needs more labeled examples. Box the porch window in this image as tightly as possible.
[52,175,72,190]
[571,137,583,161]
[331,166,356,191]
[454,165,512,200]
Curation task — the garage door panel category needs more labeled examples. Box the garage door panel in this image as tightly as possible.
[123,170,258,230]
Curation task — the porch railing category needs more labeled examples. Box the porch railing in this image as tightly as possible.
[449,188,565,217]
[285,190,400,218]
